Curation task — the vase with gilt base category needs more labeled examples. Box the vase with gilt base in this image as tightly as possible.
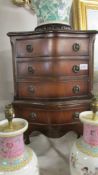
[0,117,39,175]
[70,110,98,175]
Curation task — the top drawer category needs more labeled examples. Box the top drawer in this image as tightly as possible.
[16,37,89,58]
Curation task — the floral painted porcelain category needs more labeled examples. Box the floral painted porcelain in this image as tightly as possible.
[0,105,39,175]
[30,0,73,27]
[70,110,98,175]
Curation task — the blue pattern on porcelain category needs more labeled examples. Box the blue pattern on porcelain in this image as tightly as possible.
[31,0,73,26]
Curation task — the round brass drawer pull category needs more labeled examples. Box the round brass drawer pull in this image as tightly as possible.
[28,66,35,74]
[73,85,80,94]
[28,85,35,93]
[73,112,80,120]
[26,44,33,52]
[72,65,80,73]
[30,112,37,120]
[72,43,80,52]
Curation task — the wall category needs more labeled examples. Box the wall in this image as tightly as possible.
[0,0,37,113]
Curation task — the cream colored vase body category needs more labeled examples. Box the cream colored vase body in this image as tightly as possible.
[70,111,98,175]
[0,118,39,175]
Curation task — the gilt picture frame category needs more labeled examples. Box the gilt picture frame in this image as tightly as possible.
[72,0,98,30]
[72,0,98,95]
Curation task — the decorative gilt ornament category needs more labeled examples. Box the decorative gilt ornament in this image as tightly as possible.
[12,0,30,7]
[90,98,98,120]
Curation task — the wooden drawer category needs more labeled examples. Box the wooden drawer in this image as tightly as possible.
[17,59,89,78]
[16,37,89,58]
[14,105,89,124]
[17,79,89,99]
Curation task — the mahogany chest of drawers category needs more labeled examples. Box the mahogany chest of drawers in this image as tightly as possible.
[8,30,97,143]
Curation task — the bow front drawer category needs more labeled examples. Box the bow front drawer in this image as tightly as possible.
[16,79,89,99]
[17,59,88,78]
[16,37,89,58]
[14,104,89,124]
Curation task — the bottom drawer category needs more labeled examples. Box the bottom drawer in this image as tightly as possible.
[14,102,90,124]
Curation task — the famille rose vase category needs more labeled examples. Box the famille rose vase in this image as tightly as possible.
[0,105,39,175]
[70,106,98,175]
[30,0,73,27]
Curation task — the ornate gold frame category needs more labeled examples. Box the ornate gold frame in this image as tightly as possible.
[72,0,98,30]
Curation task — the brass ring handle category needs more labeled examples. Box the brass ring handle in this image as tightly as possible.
[29,112,37,120]
[72,65,80,73]
[72,43,80,52]
[73,85,80,94]
[73,112,80,120]
[26,44,33,52]
[28,66,35,74]
[28,85,35,93]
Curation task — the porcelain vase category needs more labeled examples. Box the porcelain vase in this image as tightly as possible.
[0,118,39,175]
[30,0,73,27]
[70,111,98,175]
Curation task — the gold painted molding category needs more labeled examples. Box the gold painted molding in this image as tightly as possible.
[72,0,98,30]
[12,0,30,6]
